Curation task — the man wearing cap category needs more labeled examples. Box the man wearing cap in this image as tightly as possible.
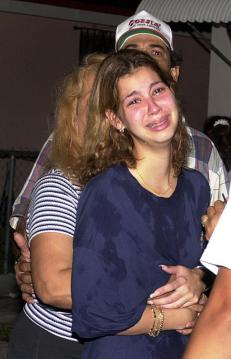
[116,10,176,75]
[115,10,229,202]
[13,10,228,312]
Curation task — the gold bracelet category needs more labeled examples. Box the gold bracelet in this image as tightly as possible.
[147,304,157,337]
[147,305,164,337]
[154,307,164,337]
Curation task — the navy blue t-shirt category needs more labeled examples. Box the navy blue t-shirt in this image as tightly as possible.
[72,164,210,359]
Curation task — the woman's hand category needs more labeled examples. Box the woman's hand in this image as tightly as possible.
[147,265,206,308]
[14,231,30,259]
[15,256,34,304]
[14,231,34,304]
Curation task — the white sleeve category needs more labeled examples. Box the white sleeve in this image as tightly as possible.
[200,192,231,274]
[27,172,79,242]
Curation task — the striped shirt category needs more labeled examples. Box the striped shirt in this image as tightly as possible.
[24,169,81,341]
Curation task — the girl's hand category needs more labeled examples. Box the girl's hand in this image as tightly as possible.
[148,265,205,308]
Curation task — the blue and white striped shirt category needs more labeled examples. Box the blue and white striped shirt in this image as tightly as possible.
[24,169,81,341]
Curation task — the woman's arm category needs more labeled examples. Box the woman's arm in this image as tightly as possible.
[31,232,72,309]
[119,304,200,336]
[183,267,231,359]
[25,170,78,309]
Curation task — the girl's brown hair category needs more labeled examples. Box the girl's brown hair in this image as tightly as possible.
[75,49,190,186]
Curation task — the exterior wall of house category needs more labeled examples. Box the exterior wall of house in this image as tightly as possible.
[0,5,210,151]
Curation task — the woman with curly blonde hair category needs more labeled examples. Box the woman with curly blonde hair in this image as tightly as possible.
[8,52,106,359]
[72,49,210,359]
[49,52,106,179]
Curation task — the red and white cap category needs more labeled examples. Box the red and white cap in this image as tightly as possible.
[116,10,173,51]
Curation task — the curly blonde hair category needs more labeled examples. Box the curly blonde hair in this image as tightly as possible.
[47,53,106,179]
[75,49,190,186]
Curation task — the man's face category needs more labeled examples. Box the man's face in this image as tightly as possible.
[122,34,179,82]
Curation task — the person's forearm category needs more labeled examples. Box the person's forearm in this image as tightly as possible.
[33,268,72,309]
[119,305,194,336]
[183,268,231,359]
[183,306,231,358]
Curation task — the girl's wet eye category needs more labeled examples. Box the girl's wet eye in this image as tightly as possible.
[128,98,141,106]
[153,87,165,96]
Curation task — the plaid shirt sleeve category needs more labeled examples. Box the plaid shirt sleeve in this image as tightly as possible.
[186,126,230,205]
[10,134,53,229]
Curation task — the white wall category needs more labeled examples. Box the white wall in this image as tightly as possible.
[208,25,231,117]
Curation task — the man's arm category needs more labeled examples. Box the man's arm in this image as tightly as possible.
[186,127,229,205]
[183,267,231,359]
[12,136,52,301]
[10,135,53,229]
[207,141,229,204]
[201,200,225,240]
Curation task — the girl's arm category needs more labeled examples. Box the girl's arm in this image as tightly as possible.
[119,304,200,336]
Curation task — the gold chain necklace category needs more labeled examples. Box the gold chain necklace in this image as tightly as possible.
[135,167,172,196]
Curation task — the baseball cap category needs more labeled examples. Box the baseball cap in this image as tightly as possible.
[116,10,173,51]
